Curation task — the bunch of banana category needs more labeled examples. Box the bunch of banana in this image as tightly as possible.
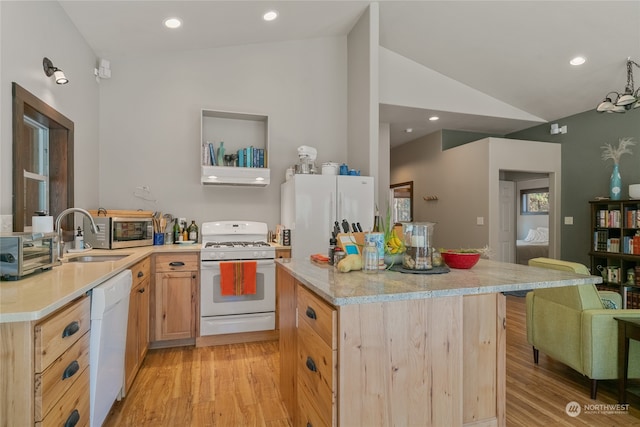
[386,232,404,254]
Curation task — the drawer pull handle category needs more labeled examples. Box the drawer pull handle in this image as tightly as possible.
[62,321,80,338]
[305,307,317,320]
[138,288,145,294]
[169,261,185,267]
[62,360,80,380]
[306,356,317,372]
[64,409,80,427]
[137,271,144,278]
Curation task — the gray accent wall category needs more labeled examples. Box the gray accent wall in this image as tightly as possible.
[508,109,640,266]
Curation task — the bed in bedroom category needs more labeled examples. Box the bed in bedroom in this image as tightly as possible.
[516,227,549,265]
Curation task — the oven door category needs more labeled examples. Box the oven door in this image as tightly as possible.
[200,258,275,317]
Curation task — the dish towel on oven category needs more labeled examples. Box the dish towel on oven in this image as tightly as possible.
[220,261,257,296]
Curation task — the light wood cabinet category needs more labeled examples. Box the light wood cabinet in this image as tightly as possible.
[0,295,93,426]
[124,256,150,394]
[276,247,291,259]
[296,285,337,427]
[277,264,506,427]
[152,253,199,343]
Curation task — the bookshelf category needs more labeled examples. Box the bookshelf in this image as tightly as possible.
[589,200,640,308]
[200,109,270,186]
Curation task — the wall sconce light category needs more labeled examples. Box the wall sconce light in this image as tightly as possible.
[43,57,68,85]
[550,123,567,135]
[596,58,640,113]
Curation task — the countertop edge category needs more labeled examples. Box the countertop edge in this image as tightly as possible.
[0,245,200,323]
[278,259,602,307]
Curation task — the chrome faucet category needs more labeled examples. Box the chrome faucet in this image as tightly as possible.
[55,208,98,260]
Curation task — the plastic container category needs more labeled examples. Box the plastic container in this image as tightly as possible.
[402,222,435,270]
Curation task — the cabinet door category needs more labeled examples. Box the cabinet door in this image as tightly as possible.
[138,276,150,361]
[277,265,297,420]
[124,283,140,394]
[155,271,196,341]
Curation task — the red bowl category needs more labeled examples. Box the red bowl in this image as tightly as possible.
[441,251,481,269]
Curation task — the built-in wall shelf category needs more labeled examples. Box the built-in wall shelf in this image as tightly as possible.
[200,109,270,187]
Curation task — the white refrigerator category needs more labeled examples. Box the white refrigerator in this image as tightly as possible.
[281,174,375,259]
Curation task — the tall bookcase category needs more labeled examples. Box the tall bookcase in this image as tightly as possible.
[589,200,640,308]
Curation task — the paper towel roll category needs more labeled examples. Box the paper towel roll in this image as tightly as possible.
[32,216,53,233]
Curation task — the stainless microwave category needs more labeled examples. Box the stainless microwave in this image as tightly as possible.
[84,216,153,249]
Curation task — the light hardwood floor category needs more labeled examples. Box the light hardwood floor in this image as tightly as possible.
[104,296,640,426]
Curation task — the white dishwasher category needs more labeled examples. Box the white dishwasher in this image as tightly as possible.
[90,269,132,427]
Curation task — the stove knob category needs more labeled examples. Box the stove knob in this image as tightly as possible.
[253,251,259,258]
[219,252,225,259]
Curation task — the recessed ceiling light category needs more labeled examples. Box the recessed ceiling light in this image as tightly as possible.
[570,56,586,66]
[429,116,439,121]
[405,128,413,133]
[164,17,182,29]
[263,10,278,21]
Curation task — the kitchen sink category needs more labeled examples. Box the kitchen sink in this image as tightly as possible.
[67,254,129,263]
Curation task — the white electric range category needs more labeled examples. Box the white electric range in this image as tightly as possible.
[199,221,275,336]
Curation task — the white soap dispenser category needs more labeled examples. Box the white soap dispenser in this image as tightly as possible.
[75,227,84,250]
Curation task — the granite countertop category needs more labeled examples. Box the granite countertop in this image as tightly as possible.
[277,258,602,306]
[0,244,200,323]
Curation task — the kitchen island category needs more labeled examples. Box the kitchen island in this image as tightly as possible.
[277,258,601,427]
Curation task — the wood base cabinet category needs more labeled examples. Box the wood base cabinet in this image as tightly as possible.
[152,253,199,343]
[124,256,151,395]
[277,265,506,426]
[1,295,91,427]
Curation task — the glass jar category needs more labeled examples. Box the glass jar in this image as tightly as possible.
[402,222,435,270]
[362,242,379,273]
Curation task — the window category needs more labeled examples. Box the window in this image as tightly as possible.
[390,181,413,223]
[521,188,549,215]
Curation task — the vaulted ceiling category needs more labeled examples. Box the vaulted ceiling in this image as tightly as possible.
[59,1,640,146]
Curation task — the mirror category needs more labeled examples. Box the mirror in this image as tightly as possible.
[390,181,413,223]
[12,83,74,232]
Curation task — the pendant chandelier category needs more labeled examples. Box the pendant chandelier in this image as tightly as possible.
[596,58,640,113]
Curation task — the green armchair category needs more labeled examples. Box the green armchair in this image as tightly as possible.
[526,257,640,399]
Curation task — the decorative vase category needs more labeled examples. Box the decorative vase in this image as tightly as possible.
[610,164,622,200]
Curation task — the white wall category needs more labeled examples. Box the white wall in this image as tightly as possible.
[347,3,379,181]
[391,135,561,256]
[390,131,490,249]
[0,1,100,229]
[98,37,348,230]
[487,138,561,258]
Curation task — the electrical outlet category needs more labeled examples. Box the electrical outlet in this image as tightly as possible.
[0,215,13,232]
[564,216,574,225]
[476,217,484,226]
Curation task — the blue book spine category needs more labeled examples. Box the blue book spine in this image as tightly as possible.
[247,146,253,168]
[238,149,244,167]
[208,142,216,165]
[258,149,264,168]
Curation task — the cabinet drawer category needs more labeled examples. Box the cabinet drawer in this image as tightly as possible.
[155,253,198,272]
[297,285,336,349]
[297,316,336,426]
[35,296,91,372]
[131,256,151,287]
[297,383,330,427]
[36,366,90,427]
[35,332,90,421]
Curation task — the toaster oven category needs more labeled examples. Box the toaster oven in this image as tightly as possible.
[0,232,57,280]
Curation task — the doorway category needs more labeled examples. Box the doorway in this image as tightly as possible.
[498,171,551,264]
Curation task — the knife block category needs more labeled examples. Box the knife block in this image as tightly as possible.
[336,232,364,255]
